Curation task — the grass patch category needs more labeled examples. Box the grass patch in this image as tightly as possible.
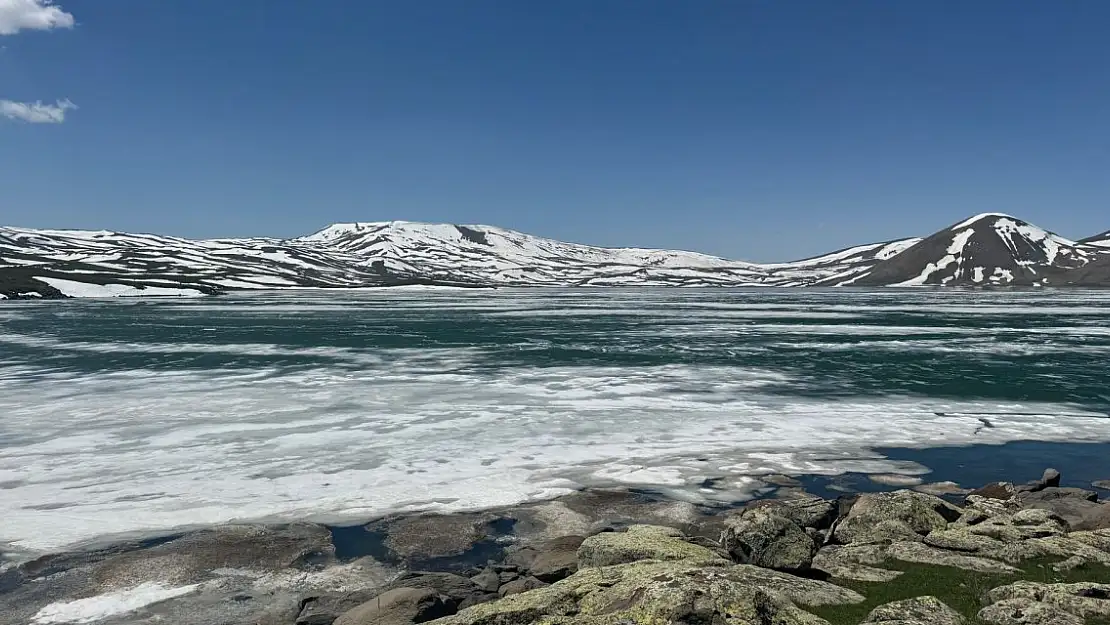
[809,557,1110,625]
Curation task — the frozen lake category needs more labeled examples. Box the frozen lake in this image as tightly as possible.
[2,288,1110,554]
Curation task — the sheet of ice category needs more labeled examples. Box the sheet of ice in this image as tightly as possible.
[37,278,203,298]
[2,359,1108,553]
[30,582,199,624]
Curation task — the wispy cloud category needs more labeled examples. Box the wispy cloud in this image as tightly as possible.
[0,98,76,123]
[0,0,74,36]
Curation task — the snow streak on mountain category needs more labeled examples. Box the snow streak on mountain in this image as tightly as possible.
[1,215,1108,298]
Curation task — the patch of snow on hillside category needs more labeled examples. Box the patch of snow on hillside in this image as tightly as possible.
[893,228,975,286]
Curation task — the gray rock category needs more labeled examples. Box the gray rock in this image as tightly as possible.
[812,546,903,582]
[721,507,817,573]
[334,587,453,625]
[885,541,1019,574]
[385,572,487,610]
[575,524,725,568]
[497,576,548,598]
[985,581,1110,621]
[521,535,582,583]
[468,568,500,593]
[1017,487,1098,503]
[861,596,965,624]
[1040,468,1062,489]
[1019,496,1109,531]
[298,590,385,625]
[833,490,961,544]
[978,598,1084,625]
[747,497,838,530]
[427,559,863,625]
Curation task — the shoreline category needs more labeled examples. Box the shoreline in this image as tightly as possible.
[6,439,1110,564]
[3,452,1110,624]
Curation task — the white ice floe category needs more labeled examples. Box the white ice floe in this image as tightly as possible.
[30,582,199,624]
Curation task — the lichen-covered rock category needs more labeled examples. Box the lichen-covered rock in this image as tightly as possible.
[334,588,453,625]
[722,507,817,572]
[747,497,838,530]
[985,581,1110,620]
[427,559,863,625]
[813,541,1017,575]
[978,599,1084,625]
[885,541,1019,574]
[991,535,1110,566]
[833,491,961,544]
[575,525,725,568]
[861,596,964,624]
[811,546,903,582]
[924,528,1007,553]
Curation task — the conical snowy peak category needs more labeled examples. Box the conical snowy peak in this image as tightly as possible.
[845,214,1099,286]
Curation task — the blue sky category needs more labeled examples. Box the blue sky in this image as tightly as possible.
[1,1,1108,261]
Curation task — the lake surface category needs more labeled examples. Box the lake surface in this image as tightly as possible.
[2,288,1110,553]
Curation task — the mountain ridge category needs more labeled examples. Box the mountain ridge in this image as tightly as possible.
[2,214,1108,298]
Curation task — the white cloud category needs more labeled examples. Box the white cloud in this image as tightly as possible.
[0,98,76,123]
[0,0,74,36]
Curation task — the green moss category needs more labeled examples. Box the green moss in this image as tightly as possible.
[810,558,1110,625]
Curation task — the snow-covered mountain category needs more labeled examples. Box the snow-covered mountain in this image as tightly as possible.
[840,213,1109,287]
[1,215,1108,298]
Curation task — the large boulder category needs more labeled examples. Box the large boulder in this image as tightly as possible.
[813,541,1018,575]
[383,572,490,611]
[1017,494,1110,531]
[721,508,817,573]
[427,559,863,625]
[811,546,903,582]
[505,535,583,583]
[833,491,962,544]
[575,525,725,568]
[861,596,964,625]
[983,581,1110,621]
[746,497,838,530]
[334,588,453,625]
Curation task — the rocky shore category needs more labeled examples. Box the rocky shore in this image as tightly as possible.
[3,470,1110,625]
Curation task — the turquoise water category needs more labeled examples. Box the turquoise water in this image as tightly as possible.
[1,288,1109,552]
